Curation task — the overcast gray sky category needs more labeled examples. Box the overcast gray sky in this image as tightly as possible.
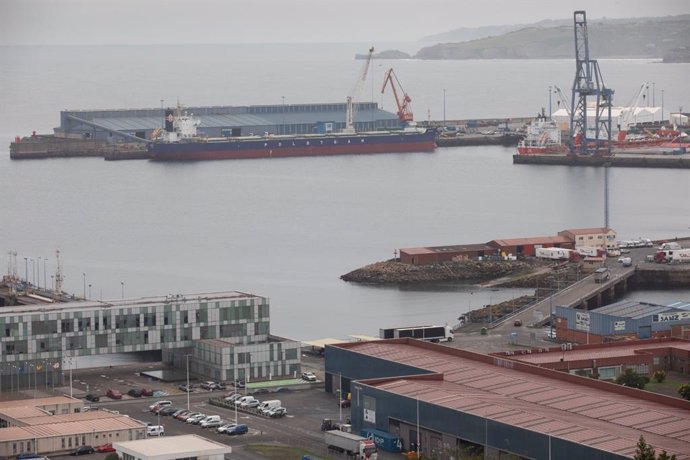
[1,0,688,45]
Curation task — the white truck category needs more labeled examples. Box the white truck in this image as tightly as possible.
[668,249,690,264]
[535,247,572,260]
[325,430,378,459]
[659,242,682,251]
[379,325,453,343]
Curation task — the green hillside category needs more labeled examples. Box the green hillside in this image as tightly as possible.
[414,15,690,61]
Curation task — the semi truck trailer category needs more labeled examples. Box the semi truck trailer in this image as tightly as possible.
[324,430,378,459]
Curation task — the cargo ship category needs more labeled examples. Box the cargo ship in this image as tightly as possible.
[148,106,437,161]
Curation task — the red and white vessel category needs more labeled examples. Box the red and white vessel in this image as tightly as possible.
[517,113,566,155]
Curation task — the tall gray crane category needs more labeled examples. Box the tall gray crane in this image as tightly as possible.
[569,10,614,158]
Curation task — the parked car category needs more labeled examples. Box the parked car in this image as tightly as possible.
[241,398,261,409]
[301,371,317,382]
[217,422,237,434]
[127,388,142,398]
[252,388,270,395]
[186,413,207,424]
[84,394,100,402]
[140,388,154,397]
[215,382,227,390]
[226,424,248,435]
[70,446,94,456]
[178,384,194,392]
[513,319,523,327]
[172,409,188,418]
[224,393,242,403]
[267,406,287,418]
[106,389,122,400]
[200,381,219,390]
[200,415,223,428]
[233,379,245,388]
[234,396,253,406]
[178,411,199,421]
[159,406,179,416]
[149,400,172,412]
[95,444,115,453]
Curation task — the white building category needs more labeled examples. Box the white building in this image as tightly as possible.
[115,434,231,460]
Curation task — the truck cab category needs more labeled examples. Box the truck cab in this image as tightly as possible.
[593,267,610,283]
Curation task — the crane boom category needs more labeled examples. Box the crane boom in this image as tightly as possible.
[344,46,375,133]
[381,68,413,123]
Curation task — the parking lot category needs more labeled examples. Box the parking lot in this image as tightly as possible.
[28,353,403,460]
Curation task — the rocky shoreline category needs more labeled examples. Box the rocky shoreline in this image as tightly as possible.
[341,259,582,325]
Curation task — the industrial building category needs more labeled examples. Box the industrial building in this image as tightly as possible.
[399,227,613,265]
[325,338,690,460]
[0,291,301,390]
[495,337,690,380]
[0,396,145,457]
[114,434,232,460]
[554,299,690,345]
[55,102,401,143]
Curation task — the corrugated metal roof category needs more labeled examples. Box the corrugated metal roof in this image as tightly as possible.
[593,300,681,319]
[511,339,690,365]
[491,236,572,246]
[342,341,690,458]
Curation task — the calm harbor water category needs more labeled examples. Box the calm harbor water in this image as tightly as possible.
[1,44,689,341]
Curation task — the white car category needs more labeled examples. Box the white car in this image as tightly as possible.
[217,423,237,434]
[301,371,317,382]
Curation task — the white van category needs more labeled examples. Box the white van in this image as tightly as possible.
[147,425,165,436]
[259,400,282,415]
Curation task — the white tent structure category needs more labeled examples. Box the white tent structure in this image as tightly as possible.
[552,105,670,135]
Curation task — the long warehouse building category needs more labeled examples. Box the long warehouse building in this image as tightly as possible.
[325,339,690,459]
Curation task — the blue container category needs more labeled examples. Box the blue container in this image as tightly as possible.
[361,428,404,452]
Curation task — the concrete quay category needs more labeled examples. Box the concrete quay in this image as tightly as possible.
[513,151,690,168]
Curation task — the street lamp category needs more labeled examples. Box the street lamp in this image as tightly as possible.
[121,281,124,299]
[82,273,86,299]
[186,354,191,411]
[23,257,28,285]
[43,258,47,291]
[37,257,42,288]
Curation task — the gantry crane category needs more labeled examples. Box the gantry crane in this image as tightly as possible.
[381,68,413,124]
[569,10,614,157]
[344,46,375,134]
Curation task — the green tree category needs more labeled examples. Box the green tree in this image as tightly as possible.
[678,384,690,400]
[617,369,648,390]
[634,435,656,460]
[657,450,677,460]
[105,454,119,460]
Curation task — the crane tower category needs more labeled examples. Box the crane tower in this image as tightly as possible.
[569,11,614,157]
[381,68,414,124]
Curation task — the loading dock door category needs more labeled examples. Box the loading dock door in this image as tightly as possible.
[639,326,651,339]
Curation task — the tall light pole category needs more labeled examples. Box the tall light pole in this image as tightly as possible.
[186,354,191,411]
[88,284,92,300]
[37,257,42,288]
[82,273,86,299]
[24,257,28,285]
[43,258,47,291]
[443,88,446,127]
[281,96,285,134]
[121,281,124,299]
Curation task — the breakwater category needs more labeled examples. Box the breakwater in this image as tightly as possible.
[513,153,690,169]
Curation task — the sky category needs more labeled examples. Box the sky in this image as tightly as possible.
[0,0,688,45]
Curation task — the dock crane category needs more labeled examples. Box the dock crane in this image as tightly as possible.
[569,10,614,157]
[617,82,648,140]
[381,68,413,124]
[344,46,375,134]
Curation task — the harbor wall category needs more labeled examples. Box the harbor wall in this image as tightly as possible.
[513,154,690,169]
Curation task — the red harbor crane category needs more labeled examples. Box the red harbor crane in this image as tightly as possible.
[381,68,413,123]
